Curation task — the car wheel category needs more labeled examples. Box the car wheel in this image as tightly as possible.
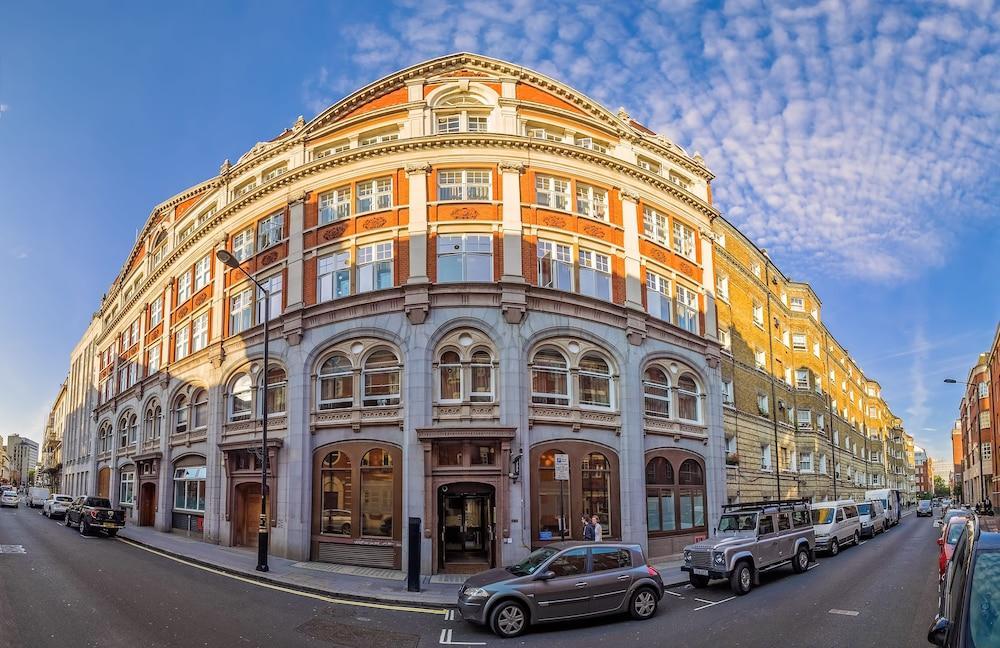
[729,561,753,596]
[79,519,89,536]
[853,531,861,546]
[341,523,351,536]
[629,587,658,620]
[792,546,810,573]
[64,515,72,528]
[490,600,528,638]
[689,573,710,588]
[829,538,840,556]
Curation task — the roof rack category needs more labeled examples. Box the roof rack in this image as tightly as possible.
[722,498,812,512]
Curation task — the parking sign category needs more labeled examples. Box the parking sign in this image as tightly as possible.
[554,453,569,481]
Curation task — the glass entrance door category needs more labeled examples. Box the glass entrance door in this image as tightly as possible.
[438,485,496,572]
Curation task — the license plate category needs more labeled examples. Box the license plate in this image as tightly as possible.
[102,523,117,528]
[694,568,709,576]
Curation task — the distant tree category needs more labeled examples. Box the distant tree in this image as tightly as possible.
[27,469,35,486]
[934,475,951,497]
[953,483,963,502]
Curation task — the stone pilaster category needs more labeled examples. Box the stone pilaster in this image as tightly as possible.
[404,162,431,324]
[499,160,527,324]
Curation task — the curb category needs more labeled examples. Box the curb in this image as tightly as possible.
[117,533,455,610]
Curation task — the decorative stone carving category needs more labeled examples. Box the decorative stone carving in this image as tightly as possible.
[541,215,566,228]
[322,223,348,240]
[498,160,527,173]
[293,115,305,131]
[404,161,432,175]
[649,249,666,262]
[261,251,278,266]
[678,261,693,275]
[582,224,606,239]
[176,304,190,319]
[193,292,208,307]
[450,207,479,219]
[219,159,231,175]
[706,355,720,369]
[619,188,640,203]
[616,106,631,121]
[362,216,387,230]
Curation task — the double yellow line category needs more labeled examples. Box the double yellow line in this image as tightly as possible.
[117,537,447,616]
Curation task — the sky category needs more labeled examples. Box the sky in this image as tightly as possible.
[0,1,997,467]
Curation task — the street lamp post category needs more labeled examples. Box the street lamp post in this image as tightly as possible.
[944,378,986,507]
[217,249,270,572]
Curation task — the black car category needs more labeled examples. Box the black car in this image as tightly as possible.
[63,496,126,537]
[928,515,1000,646]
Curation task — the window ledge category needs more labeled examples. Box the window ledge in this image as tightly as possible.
[223,417,289,438]
[433,403,499,422]
[529,405,620,432]
[643,416,707,441]
[310,406,403,432]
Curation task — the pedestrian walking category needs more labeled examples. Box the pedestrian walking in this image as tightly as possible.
[582,515,595,541]
[591,515,603,542]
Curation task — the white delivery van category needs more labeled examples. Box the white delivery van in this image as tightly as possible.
[857,500,886,538]
[28,487,50,508]
[865,489,902,527]
[810,500,862,555]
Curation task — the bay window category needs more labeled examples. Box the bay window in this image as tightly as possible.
[357,242,393,292]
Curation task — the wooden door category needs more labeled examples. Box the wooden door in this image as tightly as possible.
[239,484,262,548]
[97,468,110,499]
[139,483,156,526]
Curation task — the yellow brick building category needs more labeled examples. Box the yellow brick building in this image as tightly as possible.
[712,217,911,503]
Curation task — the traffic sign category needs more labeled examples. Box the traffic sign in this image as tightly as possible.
[554,453,569,481]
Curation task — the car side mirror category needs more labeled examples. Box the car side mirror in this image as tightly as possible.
[937,538,944,546]
[927,617,949,646]
[933,520,943,528]
[535,570,556,581]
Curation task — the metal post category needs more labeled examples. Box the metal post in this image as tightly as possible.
[559,480,566,541]
[258,289,270,572]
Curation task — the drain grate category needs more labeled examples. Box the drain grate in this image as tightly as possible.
[296,619,419,648]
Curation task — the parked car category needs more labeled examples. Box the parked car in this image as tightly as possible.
[936,509,973,530]
[858,500,886,538]
[682,499,815,596]
[457,541,664,638]
[0,489,19,508]
[918,499,934,517]
[63,496,125,536]
[866,489,902,527]
[811,500,861,555]
[27,487,50,508]
[928,516,1000,646]
[937,516,970,577]
[43,493,74,519]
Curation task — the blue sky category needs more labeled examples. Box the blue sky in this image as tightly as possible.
[1,1,997,468]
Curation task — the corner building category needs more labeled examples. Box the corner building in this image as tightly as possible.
[70,54,727,573]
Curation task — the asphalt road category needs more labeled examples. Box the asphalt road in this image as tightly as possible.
[1,500,941,648]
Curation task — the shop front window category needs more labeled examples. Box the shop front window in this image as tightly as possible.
[320,451,352,536]
[360,448,393,537]
[646,456,706,535]
[645,457,675,532]
[582,452,611,529]
[537,449,566,540]
[173,466,207,512]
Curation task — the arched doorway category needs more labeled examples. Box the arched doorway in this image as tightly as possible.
[97,467,111,499]
[235,483,263,548]
[139,482,156,526]
[437,482,496,574]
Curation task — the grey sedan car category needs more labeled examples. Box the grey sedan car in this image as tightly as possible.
[457,541,664,638]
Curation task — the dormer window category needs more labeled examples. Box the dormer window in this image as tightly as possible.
[434,93,490,134]
[637,156,661,174]
[262,165,287,182]
[667,171,691,189]
[176,221,195,244]
[150,231,168,267]
[313,140,350,160]
[358,128,399,146]
[575,136,608,153]
[527,124,564,142]
[234,179,257,198]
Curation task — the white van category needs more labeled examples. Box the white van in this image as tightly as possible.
[810,500,862,555]
[857,500,886,538]
[865,489,901,527]
[28,487,50,508]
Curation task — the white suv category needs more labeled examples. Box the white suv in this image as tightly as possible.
[43,494,74,519]
[1,488,19,508]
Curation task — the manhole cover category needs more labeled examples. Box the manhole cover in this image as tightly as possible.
[296,618,419,648]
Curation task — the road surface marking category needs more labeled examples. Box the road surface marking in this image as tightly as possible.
[0,545,26,554]
[439,628,486,645]
[694,596,735,611]
[664,590,684,597]
[807,563,820,571]
[116,537,445,615]
[444,609,457,621]
[694,598,716,604]
[829,609,860,616]
[859,541,867,545]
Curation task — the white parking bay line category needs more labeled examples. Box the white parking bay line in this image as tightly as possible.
[829,609,860,617]
[694,596,735,611]
[807,563,820,570]
[664,590,684,598]
[439,628,487,645]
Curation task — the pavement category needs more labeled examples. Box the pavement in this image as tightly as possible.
[1,498,939,648]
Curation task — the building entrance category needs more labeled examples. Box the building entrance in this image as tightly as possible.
[438,483,495,573]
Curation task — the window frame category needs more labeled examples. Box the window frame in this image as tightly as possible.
[436,169,492,202]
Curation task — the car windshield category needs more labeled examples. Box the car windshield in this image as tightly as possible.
[919,500,931,509]
[56,496,73,502]
[85,497,111,508]
[857,504,871,515]
[946,522,966,545]
[507,547,559,576]
[969,551,1000,647]
[718,513,757,532]
[811,508,835,525]
[945,510,970,524]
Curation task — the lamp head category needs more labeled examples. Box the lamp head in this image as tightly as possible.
[216,249,240,268]
[943,379,958,384]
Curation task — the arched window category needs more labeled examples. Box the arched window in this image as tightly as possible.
[118,415,130,448]
[434,92,489,134]
[174,395,189,434]
[582,453,611,528]
[230,374,252,421]
[320,451,352,536]
[643,367,670,419]
[531,349,569,406]
[100,421,113,453]
[470,348,494,402]
[128,413,139,445]
[537,450,567,538]
[678,459,704,485]
[192,389,208,429]
[362,350,400,407]
[264,367,286,415]
[645,457,676,533]
[676,373,700,422]
[439,350,462,402]
[360,448,393,537]
[318,354,353,410]
[579,354,613,408]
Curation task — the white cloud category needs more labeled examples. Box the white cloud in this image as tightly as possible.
[303,0,1000,283]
